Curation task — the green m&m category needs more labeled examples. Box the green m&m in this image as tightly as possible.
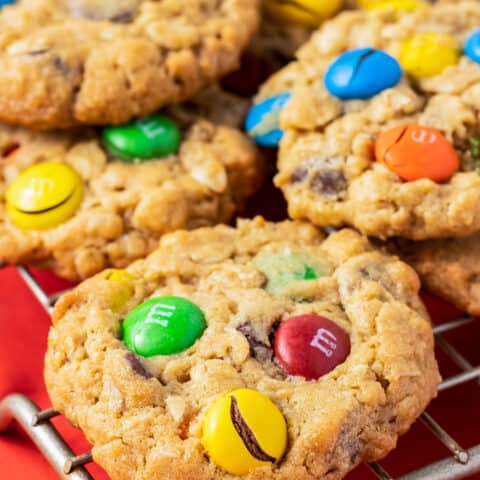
[102,113,182,162]
[254,251,326,296]
[122,296,206,357]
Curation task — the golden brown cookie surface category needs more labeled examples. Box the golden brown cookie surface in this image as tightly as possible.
[393,233,480,316]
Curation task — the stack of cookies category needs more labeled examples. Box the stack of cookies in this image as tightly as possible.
[5,0,478,479]
[252,0,480,318]
[0,0,263,279]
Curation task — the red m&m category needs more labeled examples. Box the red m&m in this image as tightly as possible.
[274,314,350,380]
[375,124,459,182]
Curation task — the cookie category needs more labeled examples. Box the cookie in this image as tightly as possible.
[45,217,440,480]
[255,1,480,240]
[223,0,441,97]
[0,87,263,280]
[392,234,480,316]
[0,0,259,129]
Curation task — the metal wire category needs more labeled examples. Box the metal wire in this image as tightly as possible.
[0,394,92,479]
[0,264,479,480]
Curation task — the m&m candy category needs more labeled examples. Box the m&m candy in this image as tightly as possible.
[274,314,350,380]
[245,93,291,147]
[107,269,135,312]
[122,296,206,357]
[102,113,181,162]
[6,162,83,231]
[375,124,460,182]
[0,0,15,7]
[263,0,342,27]
[324,48,402,100]
[202,388,287,475]
[254,251,325,296]
[108,269,134,284]
[400,32,460,79]
[465,29,480,65]
[358,0,423,11]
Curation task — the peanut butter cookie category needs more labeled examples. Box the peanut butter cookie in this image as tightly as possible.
[256,2,480,239]
[45,217,440,480]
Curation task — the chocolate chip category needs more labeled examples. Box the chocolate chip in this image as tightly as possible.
[290,167,308,184]
[230,396,276,463]
[375,372,390,391]
[53,57,71,76]
[349,451,360,464]
[110,11,135,23]
[237,323,273,362]
[1,142,20,158]
[27,48,50,56]
[68,1,138,22]
[125,352,152,379]
[310,170,347,199]
[359,267,371,279]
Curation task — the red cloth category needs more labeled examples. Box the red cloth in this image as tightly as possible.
[0,265,479,479]
[0,267,108,480]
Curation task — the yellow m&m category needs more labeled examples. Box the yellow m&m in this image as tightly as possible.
[400,32,460,79]
[358,0,423,11]
[202,388,287,475]
[6,162,83,231]
[107,269,135,312]
[264,0,342,27]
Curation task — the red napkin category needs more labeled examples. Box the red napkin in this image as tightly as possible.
[0,265,479,480]
[0,266,108,480]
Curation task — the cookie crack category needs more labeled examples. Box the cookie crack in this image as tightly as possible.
[230,395,276,463]
[352,49,376,83]
[383,125,408,161]
[14,189,76,214]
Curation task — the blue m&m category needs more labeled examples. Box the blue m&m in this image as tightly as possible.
[324,47,402,100]
[0,0,15,7]
[465,30,480,64]
[245,93,291,147]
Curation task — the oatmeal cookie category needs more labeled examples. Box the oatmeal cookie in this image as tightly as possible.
[257,2,480,239]
[0,87,263,280]
[45,217,440,480]
[0,0,259,129]
[393,234,480,316]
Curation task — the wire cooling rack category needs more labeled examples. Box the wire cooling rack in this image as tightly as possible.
[0,264,480,480]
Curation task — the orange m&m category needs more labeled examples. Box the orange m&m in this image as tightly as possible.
[375,124,459,182]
